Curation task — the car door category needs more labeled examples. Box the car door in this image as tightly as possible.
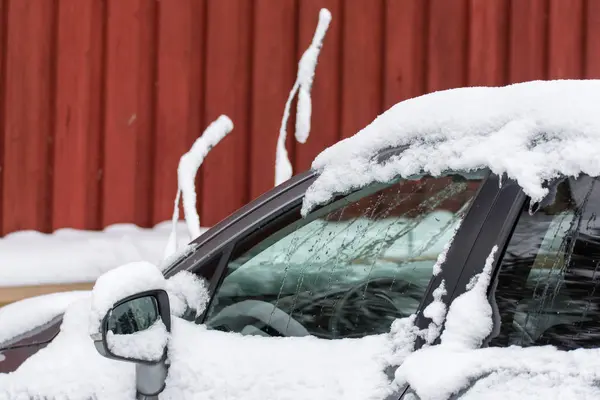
[166,169,505,399]
[409,174,600,399]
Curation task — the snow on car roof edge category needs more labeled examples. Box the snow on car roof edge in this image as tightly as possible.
[302,79,600,215]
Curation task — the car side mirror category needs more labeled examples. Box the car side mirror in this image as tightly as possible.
[93,290,171,364]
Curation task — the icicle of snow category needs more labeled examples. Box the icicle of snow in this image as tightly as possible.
[431,216,463,276]
[295,8,332,144]
[275,81,299,186]
[275,8,332,186]
[164,115,234,259]
[164,189,181,260]
[421,280,448,345]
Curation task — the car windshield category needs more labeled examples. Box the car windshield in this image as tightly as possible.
[205,170,487,339]
[227,193,466,295]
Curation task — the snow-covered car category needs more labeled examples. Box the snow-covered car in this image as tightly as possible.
[3,79,600,400]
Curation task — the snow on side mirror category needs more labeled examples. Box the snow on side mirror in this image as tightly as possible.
[98,290,171,364]
[89,262,173,398]
[89,261,169,363]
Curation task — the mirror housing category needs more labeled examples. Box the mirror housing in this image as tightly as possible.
[92,289,171,365]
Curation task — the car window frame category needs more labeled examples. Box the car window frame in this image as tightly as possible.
[198,178,444,332]
[421,177,526,347]
[164,170,316,280]
[410,173,512,337]
[163,164,514,400]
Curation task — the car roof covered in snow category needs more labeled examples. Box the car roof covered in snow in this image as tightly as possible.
[302,79,600,215]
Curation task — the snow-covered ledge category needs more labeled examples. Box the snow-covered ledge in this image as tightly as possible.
[0,221,203,289]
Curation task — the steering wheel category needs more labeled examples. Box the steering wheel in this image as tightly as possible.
[511,319,535,344]
[328,277,424,336]
[205,299,311,337]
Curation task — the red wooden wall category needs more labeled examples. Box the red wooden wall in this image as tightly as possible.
[0,0,598,234]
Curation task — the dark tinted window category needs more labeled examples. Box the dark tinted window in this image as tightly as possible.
[204,172,485,339]
[107,296,159,335]
[489,175,600,350]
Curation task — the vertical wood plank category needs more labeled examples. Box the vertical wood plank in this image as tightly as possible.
[52,0,104,230]
[468,0,509,86]
[294,0,342,172]
[0,0,6,233]
[102,0,156,227]
[2,0,56,234]
[427,0,468,92]
[547,0,584,79]
[340,0,384,139]
[153,0,205,225]
[201,0,252,226]
[508,0,548,82]
[383,0,427,109]
[250,0,297,199]
[585,0,600,77]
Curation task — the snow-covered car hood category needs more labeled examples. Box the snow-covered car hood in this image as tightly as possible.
[0,291,91,349]
[0,297,414,400]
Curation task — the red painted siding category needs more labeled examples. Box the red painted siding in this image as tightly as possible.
[0,0,594,234]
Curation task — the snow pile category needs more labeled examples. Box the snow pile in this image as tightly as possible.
[398,344,600,400]
[160,318,395,400]
[165,115,233,258]
[106,319,168,362]
[31,289,591,400]
[387,315,421,367]
[89,261,165,335]
[0,291,90,346]
[165,270,210,318]
[275,8,332,185]
[441,246,497,350]
[0,221,201,287]
[421,280,447,345]
[303,79,600,214]
[395,245,497,398]
[1,299,424,400]
[0,299,135,400]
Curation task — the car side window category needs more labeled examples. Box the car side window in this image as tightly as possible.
[489,175,600,350]
[203,172,485,339]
